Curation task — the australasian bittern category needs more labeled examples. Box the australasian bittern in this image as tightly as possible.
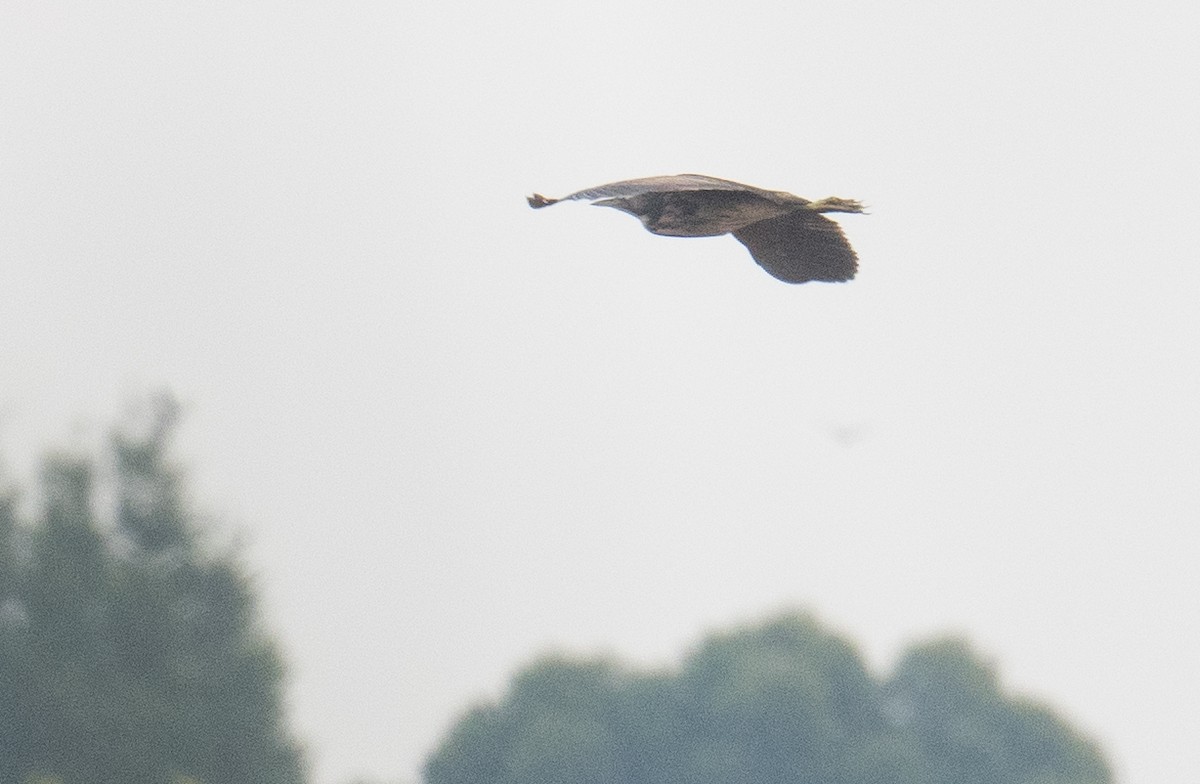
[528,174,865,284]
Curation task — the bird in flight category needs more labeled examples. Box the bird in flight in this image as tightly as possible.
[528,174,864,284]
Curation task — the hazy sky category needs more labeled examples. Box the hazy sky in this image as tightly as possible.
[3,3,1198,783]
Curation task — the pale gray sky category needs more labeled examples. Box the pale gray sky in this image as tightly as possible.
[3,3,1198,783]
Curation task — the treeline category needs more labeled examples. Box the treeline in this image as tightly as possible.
[426,613,1112,784]
[2,401,1113,784]
[0,400,305,784]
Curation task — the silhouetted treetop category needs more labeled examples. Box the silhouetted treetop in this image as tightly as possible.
[0,396,306,784]
[425,612,1110,784]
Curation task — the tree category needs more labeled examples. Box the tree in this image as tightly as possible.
[0,397,307,784]
[884,639,1112,784]
[424,612,1111,784]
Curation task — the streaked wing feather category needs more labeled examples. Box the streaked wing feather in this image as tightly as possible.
[559,174,776,203]
[733,212,858,284]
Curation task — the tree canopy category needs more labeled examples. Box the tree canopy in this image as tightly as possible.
[0,398,306,784]
[425,613,1110,784]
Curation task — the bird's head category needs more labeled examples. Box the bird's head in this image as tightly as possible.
[527,193,559,209]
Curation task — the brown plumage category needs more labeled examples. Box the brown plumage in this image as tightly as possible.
[527,174,865,284]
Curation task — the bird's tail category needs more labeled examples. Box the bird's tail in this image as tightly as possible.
[809,197,866,214]
[527,193,560,209]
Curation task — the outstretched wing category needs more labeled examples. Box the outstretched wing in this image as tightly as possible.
[732,211,858,284]
[592,190,797,237]
[529,174,792,208]
[562,174,768,200]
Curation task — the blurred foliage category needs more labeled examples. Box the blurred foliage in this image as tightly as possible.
[0,396,306,784]
[425,613,1111,784]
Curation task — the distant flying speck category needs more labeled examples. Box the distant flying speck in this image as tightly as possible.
[528,174,865,284]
